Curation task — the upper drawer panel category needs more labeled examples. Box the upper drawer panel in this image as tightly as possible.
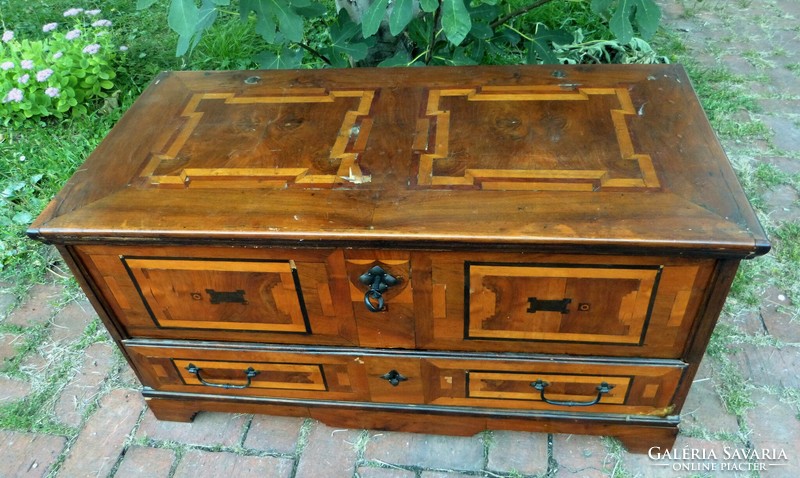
[467,262,661,345]
[420,253,717,358]
[123,257,309,333]
[75,245,359,345]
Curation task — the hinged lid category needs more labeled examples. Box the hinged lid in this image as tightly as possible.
[29,65,769,257]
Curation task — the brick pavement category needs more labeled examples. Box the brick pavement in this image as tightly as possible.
[1,1,800,476]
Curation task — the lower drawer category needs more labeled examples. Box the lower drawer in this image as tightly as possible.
[124,341,685,416]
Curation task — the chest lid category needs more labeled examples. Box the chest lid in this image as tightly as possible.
[29,65,768,257]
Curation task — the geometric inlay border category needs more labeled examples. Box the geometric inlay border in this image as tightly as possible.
[139,89,376,188]
[415,86,660,191]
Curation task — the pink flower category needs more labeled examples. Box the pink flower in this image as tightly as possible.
[0,61,13,70]
[92,19,112,27]
[43,22,58,32]
[20,59,34,70]
[63,8,83,17]
[2,30,13,43]
[53,51,64,60]
[85,9,101,16]
[3,88,23,103]
[45,87,60,98]
[65,29,81,41]
[18,74,30,84]
[36,69,54,82]
[82,43,101,55]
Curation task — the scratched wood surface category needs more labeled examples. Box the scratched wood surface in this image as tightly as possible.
[28,65,768,257]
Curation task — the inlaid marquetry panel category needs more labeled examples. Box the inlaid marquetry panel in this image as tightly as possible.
[75,245,360,346]
[139,89,376,188]
[414,86,660,191]
[123,257,310,333]
[173,359,326,391]
[421,357,684,415]
[125,343,369,401]
[467,371,629,404]
[467,262,662,345]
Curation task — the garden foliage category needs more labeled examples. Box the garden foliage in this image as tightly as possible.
[0,8,125,125]
[136,0,663,68]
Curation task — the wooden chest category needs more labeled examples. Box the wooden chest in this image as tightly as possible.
[28,65,769,453]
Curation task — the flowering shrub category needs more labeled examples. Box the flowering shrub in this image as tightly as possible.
[0,7,125,125]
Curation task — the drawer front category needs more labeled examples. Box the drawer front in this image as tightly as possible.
[76,245,359,345]
[126,342,684,416]
[467,262,660,344]
[421,357,684,415]
[420,253,716,358]
[125,342,370,402]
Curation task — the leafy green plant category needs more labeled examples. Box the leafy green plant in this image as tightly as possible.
[0,8,125,125]
[137,0,663,68]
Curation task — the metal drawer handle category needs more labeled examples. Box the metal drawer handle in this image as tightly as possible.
[186,363,259,389]
[380,369,408,386]
[530,379,614,407]
[359,265,399,312]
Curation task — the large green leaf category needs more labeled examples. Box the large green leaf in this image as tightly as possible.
[419,0,438,13]
[169,0,199,56]
[192,0,219,50]
[633,0,661,38]
[441,0,471,46]
[330,10,368,61]
[601,0,661,43]
[362,0,390,38]
[256,47,304,69]
[390,0,414,36]
[378,51,411,67]
[268,0,304,42]
[526,24,571,64]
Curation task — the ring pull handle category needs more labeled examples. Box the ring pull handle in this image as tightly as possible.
[530,379,614,407]
[186,363,259,389]
[380,370,408,386]
[359,265,399,313]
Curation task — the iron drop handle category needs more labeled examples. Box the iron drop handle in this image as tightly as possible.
[359,265,399,312]
[530,379,614,407]
[186,363,259,389]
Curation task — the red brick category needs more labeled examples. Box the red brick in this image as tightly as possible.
[728,344,800,388]
[6,284,63,326]
[243,415,305,453]
[746,392,799,477]
[760,286,800,343]
[680,359,739,435]
[553,434,608,477]
[486,431,547,475]
[49,299,96,343]
[54,343,116,426]
[365,431,485,472]
[137,410,249,447]
[295,422,361,478]
[0,376,31,403]
[0,282,15,320]
[623,436,733,478]
[114,446,175,478]
[173,449,293,478]
[58,388,145,477]
[0,332,23,363]
[0,431,66,477]
[356,467,415,478]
